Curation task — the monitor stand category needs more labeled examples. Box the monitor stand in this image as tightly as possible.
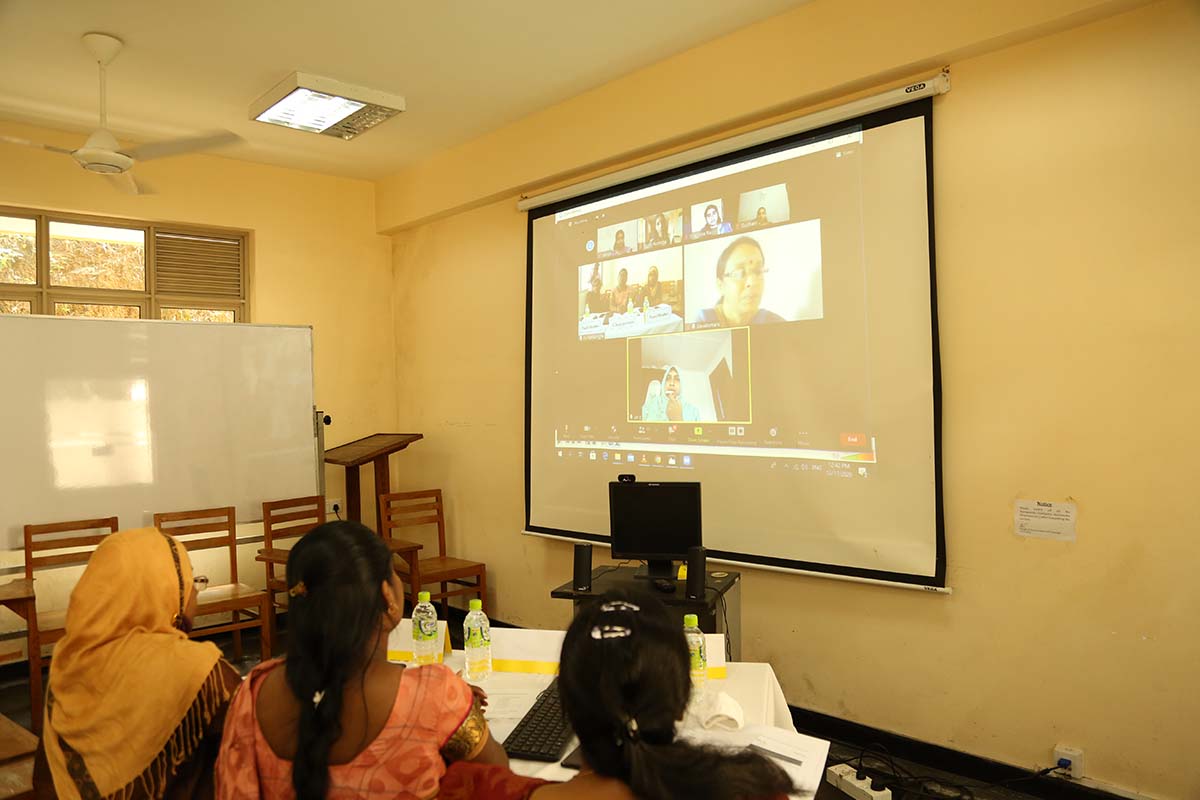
[632,559,676,581]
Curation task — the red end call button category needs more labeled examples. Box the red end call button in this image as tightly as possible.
[840,432,867,446]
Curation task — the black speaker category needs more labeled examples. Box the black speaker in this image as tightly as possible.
[686,546,706,599]
[573,543,593,591]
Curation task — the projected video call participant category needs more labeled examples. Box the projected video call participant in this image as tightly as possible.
[642,365,701,422]
[698,204,733,237]
[609,268,632,312]
[610,229,631,255]
[694,236,784,327]
[640,266,663,306]
[754,206,769,226]
[584,275,606,316]
[646,213,670,247]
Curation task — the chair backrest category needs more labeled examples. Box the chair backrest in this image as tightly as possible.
[23,517,119,580]
[262,495,326,550]
[153,506,238,584]
[379,489,446,557]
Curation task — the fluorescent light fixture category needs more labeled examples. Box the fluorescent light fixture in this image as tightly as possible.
[250,72,405,140]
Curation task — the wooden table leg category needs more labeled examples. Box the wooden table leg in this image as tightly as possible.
[373,454,391,527]
[25,599,41,734]
[346,464,361,521]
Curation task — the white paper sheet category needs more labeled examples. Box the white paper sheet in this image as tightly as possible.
[1015,499,1077,541]
[680,724,830,797]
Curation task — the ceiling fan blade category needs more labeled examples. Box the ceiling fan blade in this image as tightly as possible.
[125,130,241,162]
[104,172,153,196]
[0,134,75,155]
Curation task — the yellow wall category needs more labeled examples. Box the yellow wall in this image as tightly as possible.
[389,1,1200,797]
[375,0,1152,232]
[0,120,397,524]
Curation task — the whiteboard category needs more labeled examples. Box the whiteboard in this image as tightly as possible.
[0,315,319,550]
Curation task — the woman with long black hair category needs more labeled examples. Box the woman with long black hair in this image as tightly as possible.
[216,521,506,799]
[438,590,793,800]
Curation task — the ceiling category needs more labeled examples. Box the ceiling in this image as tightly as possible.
[0,0,809,180]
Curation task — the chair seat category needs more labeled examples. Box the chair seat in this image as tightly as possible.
[395,556,485,583]
[35,609,66,635]
[256,547,290,565]
[197,582,266,613]
[0,579,35,604]
[385,538,423,555]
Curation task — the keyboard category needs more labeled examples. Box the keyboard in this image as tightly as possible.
[501,679,574,762]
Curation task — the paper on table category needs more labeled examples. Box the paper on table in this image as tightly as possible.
[681,724,829,798]
[482,693,540,721]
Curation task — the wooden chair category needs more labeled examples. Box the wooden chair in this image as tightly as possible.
[0,710,37,798]
[153,506,272,663]
[257,496,325,638]
[379,490,488,616]
[22,516,119,733]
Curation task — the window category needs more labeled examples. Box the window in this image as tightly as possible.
[0,206,248,321]
[160,307,236,323]
[54,302,142,319]
[0,299,32,314]
[0,215,37,285]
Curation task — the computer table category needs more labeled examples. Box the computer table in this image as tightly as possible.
[550,566,742,661]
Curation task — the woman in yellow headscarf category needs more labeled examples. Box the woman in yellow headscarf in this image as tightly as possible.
[34,527,242,799]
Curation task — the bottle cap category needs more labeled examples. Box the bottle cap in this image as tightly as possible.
[469,599,483,612]
[684,614,698,628]
[418,591,430,603]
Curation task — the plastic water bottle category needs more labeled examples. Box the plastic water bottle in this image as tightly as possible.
[464,599,492,682]
[412,591,439,666]
[643,296,649,313]
[684,614,706,692]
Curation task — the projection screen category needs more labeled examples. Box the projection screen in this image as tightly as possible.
[526,98,944,588]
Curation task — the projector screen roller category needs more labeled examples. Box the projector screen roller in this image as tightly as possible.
[526,99,943,587]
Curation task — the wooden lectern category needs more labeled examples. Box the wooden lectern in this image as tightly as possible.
[323,433,423,522]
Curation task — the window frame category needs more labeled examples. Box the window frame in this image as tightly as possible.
[0,205,250,322]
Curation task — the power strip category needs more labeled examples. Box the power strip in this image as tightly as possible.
[826,763,893,800]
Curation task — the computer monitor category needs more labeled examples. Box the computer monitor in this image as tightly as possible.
[609,480,702,580]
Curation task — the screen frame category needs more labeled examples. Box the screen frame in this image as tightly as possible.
[524,97,945,589]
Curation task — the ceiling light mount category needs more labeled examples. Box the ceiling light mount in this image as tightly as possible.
[250,72,404,140]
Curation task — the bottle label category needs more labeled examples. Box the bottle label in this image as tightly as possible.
[465,626,490,648]
[415,618,438,641]
[689,646,706,673]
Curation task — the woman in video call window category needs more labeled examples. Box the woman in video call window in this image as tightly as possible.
[640,266,663,307]
[697,204,733,237]
[694,236,785,327]
[609,229,631,255]
[642,365,701,422]
[646,213,670,247]
[584,274,607,316]
[609,268,632,313]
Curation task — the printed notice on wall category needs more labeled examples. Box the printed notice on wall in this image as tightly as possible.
[1014,499,1077,541]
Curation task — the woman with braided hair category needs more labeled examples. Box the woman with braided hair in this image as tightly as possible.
[216,520,506,800]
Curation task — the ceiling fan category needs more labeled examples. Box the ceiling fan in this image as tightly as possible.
[0,32,242,195]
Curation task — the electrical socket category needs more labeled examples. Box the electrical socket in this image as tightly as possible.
[326,498,342,517]
[825,763,892,800]
[1054,744,1084,779]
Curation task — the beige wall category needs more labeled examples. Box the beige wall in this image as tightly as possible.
[0,120,397,525]
[389,2,1200,797]
[375,0,1153,232]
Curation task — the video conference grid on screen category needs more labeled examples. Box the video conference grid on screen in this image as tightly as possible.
[529,100,939,581]
[545,128,875,473]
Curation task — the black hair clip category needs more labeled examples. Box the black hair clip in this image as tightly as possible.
[591,624,633,639]
[599,600,640,613]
